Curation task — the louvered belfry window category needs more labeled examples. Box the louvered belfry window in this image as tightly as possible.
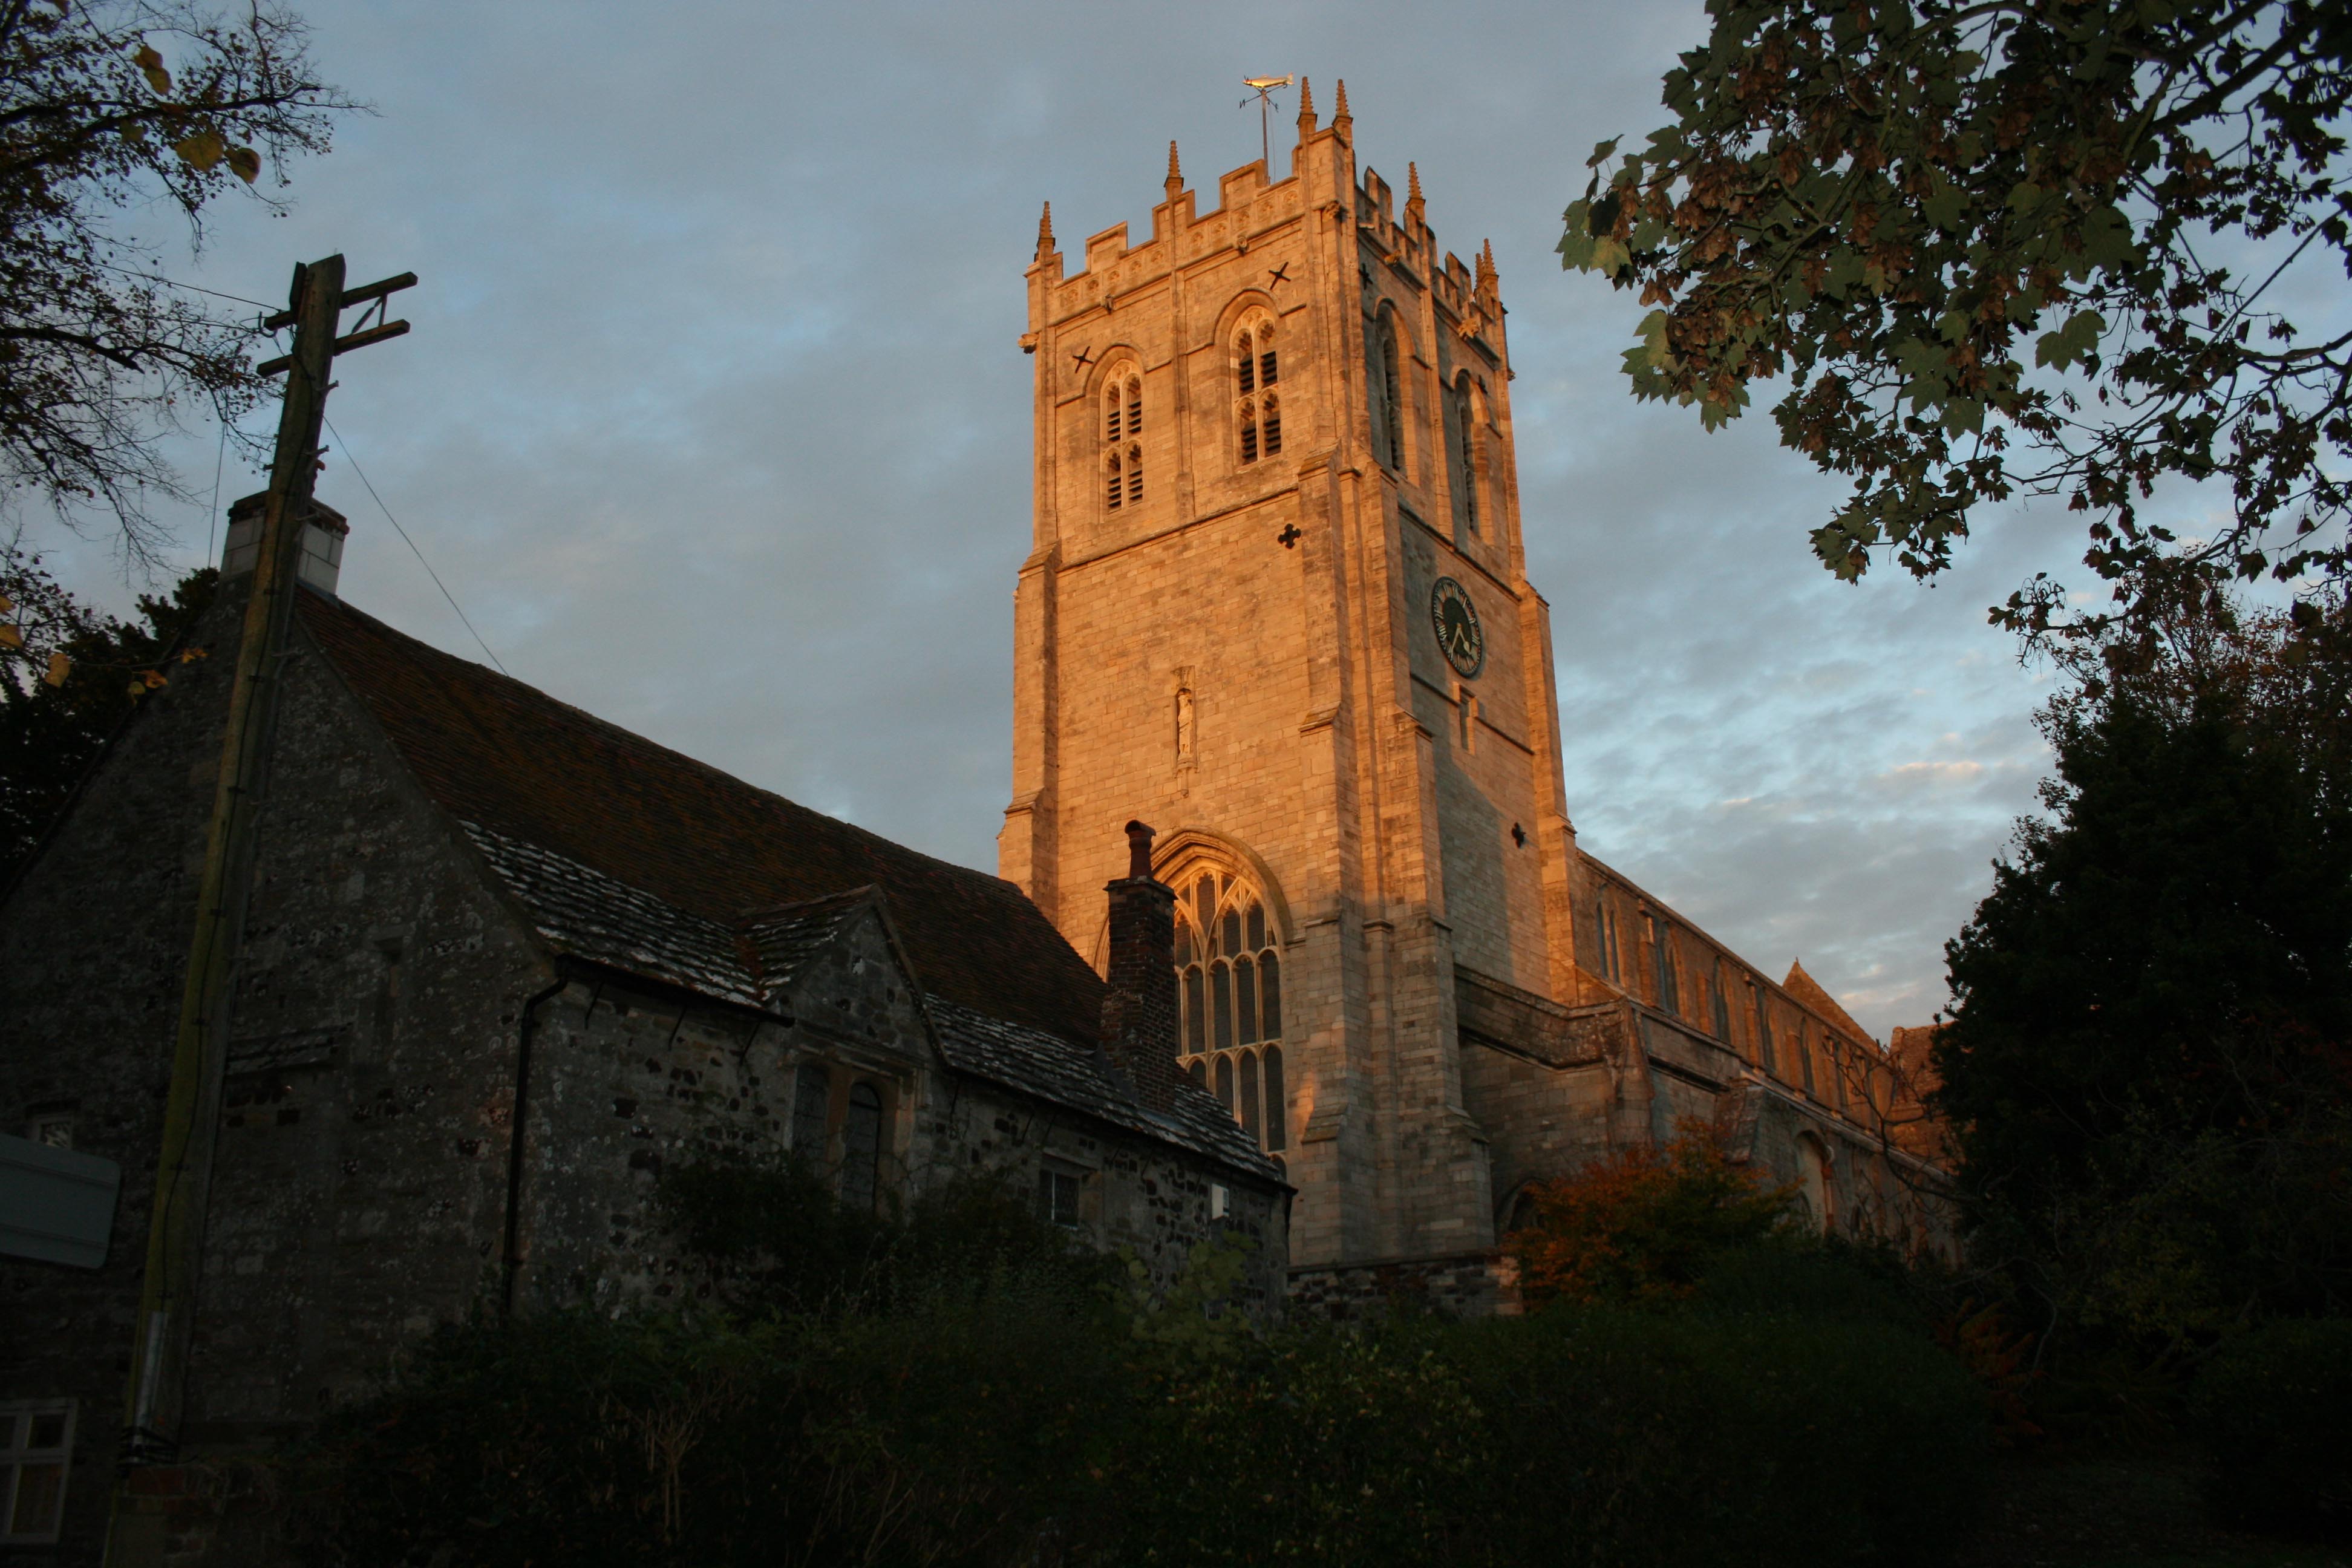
[1173,866,1285,1152]
[1103,368,1143,511]
[1234,313,1281,465]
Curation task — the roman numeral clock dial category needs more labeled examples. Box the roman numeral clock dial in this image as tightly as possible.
[1430,576,1485,679]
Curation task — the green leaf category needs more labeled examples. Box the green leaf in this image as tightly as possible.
[1922,182,1967,234]
[2034,310,2106,370]
[1637,309,1673,368]
[2079,206,2136,271]
[174,128,223,172]
[1590,237,1631,276]
[1587,137,1621,169]
[2006,181,2045,213]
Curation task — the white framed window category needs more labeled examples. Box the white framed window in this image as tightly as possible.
[1039,1168,1081,1228]
[1,1399,74,1546]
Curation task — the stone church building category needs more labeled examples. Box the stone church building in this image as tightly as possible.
[998,82,1947,1308]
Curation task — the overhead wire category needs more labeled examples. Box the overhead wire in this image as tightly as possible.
[90,258,281,316]
[321,413,508,676]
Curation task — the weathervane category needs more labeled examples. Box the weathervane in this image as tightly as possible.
[1241,75,1294,171]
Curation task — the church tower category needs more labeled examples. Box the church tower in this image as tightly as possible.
[999,83,1585,1269]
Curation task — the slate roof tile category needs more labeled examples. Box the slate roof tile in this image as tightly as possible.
[299,590,1103,1046]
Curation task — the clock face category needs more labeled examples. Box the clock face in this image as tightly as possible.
[1430,577,1485,678]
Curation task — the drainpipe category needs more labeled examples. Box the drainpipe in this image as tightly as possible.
[501,975,567,1316]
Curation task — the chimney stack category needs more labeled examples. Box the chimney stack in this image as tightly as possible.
[1099,820,1182,1111]
[220,492,350,599]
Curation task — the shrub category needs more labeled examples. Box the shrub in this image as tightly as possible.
[1452,1307,1990,1568]
[2188,1317,2352,1539]
[1506,1120,1799,1308]
[295,1165,1991,1566]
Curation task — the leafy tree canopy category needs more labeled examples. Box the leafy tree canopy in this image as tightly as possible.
[1933,588,2352,1349]
[1561,0,2352,638]
[0,544,214,879]
[1,0,351,566]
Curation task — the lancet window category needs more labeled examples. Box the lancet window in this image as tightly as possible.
[1172,866,1285,1152]
[1448,373,1481,535]
[1234,313,1282,465]
[1103,366,1143,511]
[1370,316,1403,471]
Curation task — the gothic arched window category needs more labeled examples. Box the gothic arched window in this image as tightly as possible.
[1367,315,1403,471]
[1172,866,1285,1152]
[1103,367,1143,512]
[1234,313,1281,465]
[1447,373,1481,535]
[1795,1134,1832,1233]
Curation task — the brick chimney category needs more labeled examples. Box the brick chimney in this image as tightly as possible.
[1099,820,1182,1111]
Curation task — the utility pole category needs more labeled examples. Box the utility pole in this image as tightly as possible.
[105,254,411,1568]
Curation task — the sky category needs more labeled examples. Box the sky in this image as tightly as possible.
[34,0,2111,1039]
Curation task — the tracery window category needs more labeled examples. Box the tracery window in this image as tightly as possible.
[1103,367,1143,511]
[1234,312,1282,465]
[1172,866,1285,1152]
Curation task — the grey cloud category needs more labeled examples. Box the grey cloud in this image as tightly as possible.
[43,0,2089,1041]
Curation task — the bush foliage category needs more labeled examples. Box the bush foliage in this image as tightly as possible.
[1504,1119,1801,1308]
[2187,1318,2352,1540]
[289,1161,1990,1567]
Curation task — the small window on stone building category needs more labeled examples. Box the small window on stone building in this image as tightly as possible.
[0,1400,74,1546]
[791,1065,829,1166]
[1797,1028,1817,1096]
[1752,984,1777,1074]
[28,1113,72,1151]
[1209,1182,1232,1221]
[1710,959,1732,1041]
[840,1082,883,1214]
[1235,312,1281,463]
[1601,906,1621,983]
[1039,1168,1081,1229]
[1174,864,1287,1153]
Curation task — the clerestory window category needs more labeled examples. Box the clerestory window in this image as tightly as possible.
[1103,367,1143,511]
[1172,866,1285,1152]
[1234,313,1282,465]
